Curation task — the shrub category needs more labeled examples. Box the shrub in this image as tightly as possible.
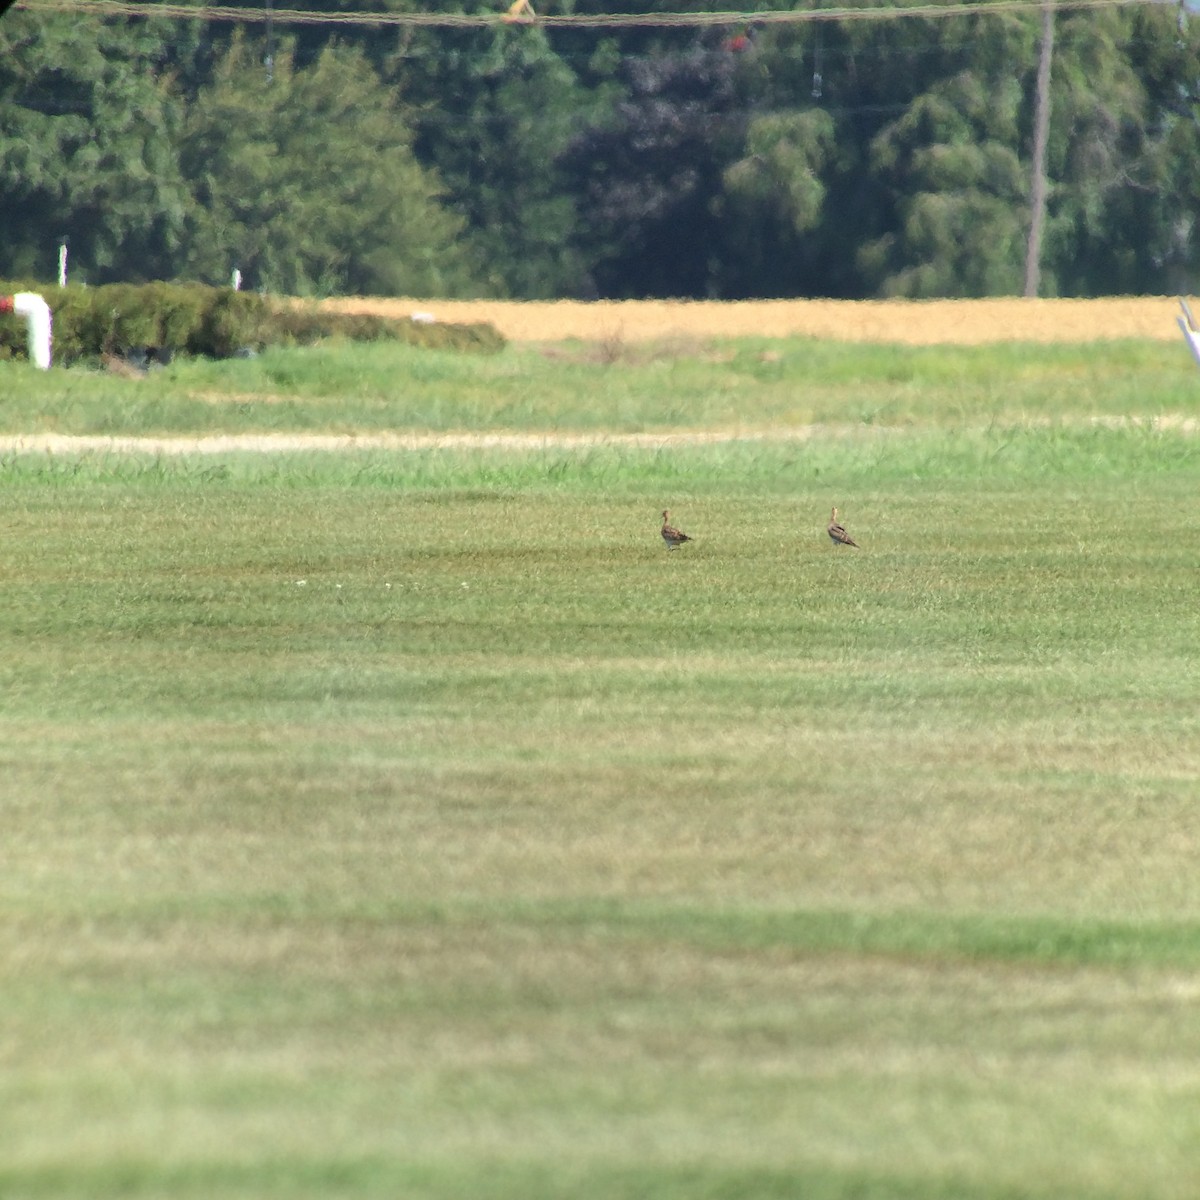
[189,288,273,358]
[0,281,505,365]
[272,304,506,353]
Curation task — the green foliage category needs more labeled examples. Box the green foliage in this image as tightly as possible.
[724,110,834,234]
[561,46,746,298]
[179,35,476,298]
[191,287,273,358]
[1042,5,1200,295]
[264,305,505,353]
[0,282,504,364]
[0,9,190,282]
[401,24,596,298]
[0,282,268,361]
[1126,4,1200,294]
[0,3,1197,299]
[859,23,1034,297]
[719,109,835,297]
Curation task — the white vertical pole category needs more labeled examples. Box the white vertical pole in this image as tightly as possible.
[1180,299,1200,371]
[57,241,68,289]
[10,293,53,369]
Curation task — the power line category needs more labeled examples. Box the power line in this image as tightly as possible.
[10,0,1167,30]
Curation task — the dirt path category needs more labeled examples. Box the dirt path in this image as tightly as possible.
[0,429,833,456]
[2,417,1196,458]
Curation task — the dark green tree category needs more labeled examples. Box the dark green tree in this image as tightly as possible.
[717,108,835,298]
[0,8,190,282]
[4,1,1196,301]
[860,69,1031,296]
[1041,4,1200,295]
[397,22,595,298]
[178,36,476,296]
[854,14,1036,297]
[710,13,996,299]
[560,43,745,298]
[1131,4,1200,293]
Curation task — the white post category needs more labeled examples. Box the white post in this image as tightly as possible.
[1180,298,1200,372]
[57,242,68,289]
[231,267,242,292]
[9,293,53,369]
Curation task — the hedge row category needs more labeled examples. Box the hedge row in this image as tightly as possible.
[0,281,505,364]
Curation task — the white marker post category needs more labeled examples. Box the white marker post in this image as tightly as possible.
[1179,298,1200,372]
[1,293,53,369]
[58,241,68,289]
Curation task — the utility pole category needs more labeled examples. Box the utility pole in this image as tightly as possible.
[265,0,275,83]
[1023,0,1055,297]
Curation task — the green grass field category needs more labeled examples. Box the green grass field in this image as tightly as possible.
[3,336,1200,1198]
[2,334,1193,434]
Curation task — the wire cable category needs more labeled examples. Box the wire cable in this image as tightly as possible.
[9,0,1169,30]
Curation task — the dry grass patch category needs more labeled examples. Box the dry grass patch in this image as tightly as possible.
[189,390,293,406]
[322,295,1185,345]
[536,332,738,366]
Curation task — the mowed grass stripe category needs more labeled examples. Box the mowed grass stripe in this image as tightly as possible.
[0,1158,1135,1200]
[10,891,1200,971]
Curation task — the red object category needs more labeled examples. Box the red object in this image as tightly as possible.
[0,296,12,314]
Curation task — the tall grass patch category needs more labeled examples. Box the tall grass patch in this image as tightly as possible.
[1,335,1196,436]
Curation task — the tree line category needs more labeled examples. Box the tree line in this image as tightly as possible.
[1,0,1196,300]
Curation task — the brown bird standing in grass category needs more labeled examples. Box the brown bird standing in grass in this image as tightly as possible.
[661,510,692,550]
[827,506,859,547]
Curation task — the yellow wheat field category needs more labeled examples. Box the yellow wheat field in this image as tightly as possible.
[321,295,1189,345]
